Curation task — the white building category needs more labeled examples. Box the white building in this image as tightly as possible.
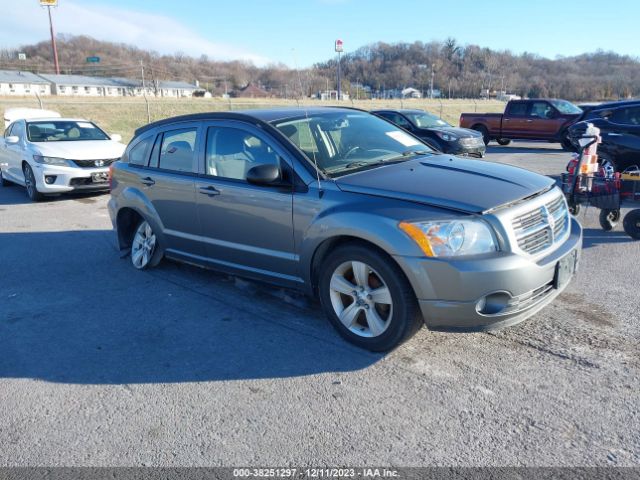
[37,74,128,97]
[401,87,422,99]
[156,80,199,98]
[0,70,51,96]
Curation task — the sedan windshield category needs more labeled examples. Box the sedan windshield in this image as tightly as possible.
[550,100,582,115]
[404,112,451,128]
[26,120,110,142]
[272,112,433,176]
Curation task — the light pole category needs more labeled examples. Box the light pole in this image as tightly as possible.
[335,39,343,100]
[40,0,60,74]
[430,64,435,99]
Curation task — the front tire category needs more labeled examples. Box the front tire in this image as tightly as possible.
[472,125,490,145]
[561,134,576,152]
[496,138,511,146]
[623,209,640,240]
[22,163,43,202]
[599,209,620,231]
[318,243,422,352]
[599,154,617,175]
[131,220,158,269]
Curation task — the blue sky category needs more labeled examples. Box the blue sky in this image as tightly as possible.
[1,0,638,67]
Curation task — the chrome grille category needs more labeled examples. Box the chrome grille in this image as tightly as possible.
[512,193,569,255]
[72,158,118,168]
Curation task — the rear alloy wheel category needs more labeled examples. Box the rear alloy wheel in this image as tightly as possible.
[131,220,158,269]
[599,209,620,231]
[319,244,422,352]
[22,163,43,202]
[496,138,511,146]
[623,209,640,240]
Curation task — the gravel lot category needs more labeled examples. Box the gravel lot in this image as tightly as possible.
[0,142,638,467]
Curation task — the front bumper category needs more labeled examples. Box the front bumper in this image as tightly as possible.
[32,163,109,193]
[394,217,582,331]
[445,141,486,158]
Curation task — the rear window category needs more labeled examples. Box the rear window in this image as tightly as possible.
[506,102,527,116]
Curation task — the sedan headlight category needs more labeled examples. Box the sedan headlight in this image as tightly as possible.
[435,132,458,142]
[33,155,70,167]
[399,219,497,257]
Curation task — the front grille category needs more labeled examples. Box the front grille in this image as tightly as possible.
[72,158,118,168]
[512,194,569,255]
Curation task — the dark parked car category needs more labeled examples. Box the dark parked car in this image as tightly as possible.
[109,107,581,351]
[569,102,640,173]
[372,109,486,157]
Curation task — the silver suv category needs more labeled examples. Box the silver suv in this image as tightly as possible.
[108,108,582,351]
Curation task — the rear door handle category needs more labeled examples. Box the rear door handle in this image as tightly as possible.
[607,133,623,137]
[140,176,155,186]
[199,185,220,196]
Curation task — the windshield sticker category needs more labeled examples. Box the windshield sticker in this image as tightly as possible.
[77,122,94,128]
[385,131,421,147]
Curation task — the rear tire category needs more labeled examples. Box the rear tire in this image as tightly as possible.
[599,209,620,231]
[561,134,576,152]
[318,243,422,352]
[22,163,43,202]
[623,209,640,240]
[496,138,511,146]
[472,125,490,145]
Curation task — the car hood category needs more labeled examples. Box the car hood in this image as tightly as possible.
[417,126,481,138]
[334,154,554,213]
[33,140,126,160]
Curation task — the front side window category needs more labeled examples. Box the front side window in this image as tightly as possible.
[26,121,110,142]
[530,102,554,119]
[273,112,433,177]
[158,128,197,172]
[611,107,640,126]
[205,127,280,181]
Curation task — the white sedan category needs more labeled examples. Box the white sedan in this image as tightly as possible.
[0,117,126,201]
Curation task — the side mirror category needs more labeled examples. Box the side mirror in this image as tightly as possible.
[246,163,282,186]
[5,136,19,145]
[110,133,122,143]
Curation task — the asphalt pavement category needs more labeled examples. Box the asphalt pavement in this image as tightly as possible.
[0,141,638,466]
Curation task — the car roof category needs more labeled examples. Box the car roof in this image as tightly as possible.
[372,109,427,114]
[25,118,91,123]
[133,106,367,137]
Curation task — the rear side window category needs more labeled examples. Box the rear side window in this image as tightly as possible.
[159,128,197,172]
[506,102,527,116]
[128,137,152,166]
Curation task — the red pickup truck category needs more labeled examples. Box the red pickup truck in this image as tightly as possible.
[460,99,583,150]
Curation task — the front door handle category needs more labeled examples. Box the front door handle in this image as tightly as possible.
[140,176,155,186]
[199,185,220,196]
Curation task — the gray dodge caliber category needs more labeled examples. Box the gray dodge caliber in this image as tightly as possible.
[108,107,582,351]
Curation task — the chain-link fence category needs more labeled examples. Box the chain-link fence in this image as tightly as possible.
[0,96,506,142]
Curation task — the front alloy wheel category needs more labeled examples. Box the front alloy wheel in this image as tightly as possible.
[319,244,422,351]
[131,220,157,269]
[23,163,43,201]
[329,261,393,338]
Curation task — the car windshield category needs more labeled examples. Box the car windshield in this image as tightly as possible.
[550,100,582,115]
[272,112,433,177]
[404,112,451,128]
[26,120,110,142]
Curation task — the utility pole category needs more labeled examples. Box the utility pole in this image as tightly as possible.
[335,39,343,101]
[430,64,435,99]
[140,60,150,123]
[42,2,60,74]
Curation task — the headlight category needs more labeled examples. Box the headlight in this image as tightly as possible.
[33,155,70,166]
[435,132,458,142]
[399,219,497,257]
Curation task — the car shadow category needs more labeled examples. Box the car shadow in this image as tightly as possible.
[0,230,380,385]
[0,185,107,206]
[581,227,636,249]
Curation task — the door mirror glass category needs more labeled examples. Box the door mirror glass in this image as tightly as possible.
[5,135,19,144]
[246,163,281,186]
